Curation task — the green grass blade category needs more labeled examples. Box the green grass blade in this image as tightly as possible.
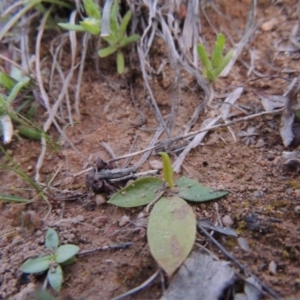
[17,126,42,140]
[116,51,125,74]
[0,193,30,203]
[0,0,40,42]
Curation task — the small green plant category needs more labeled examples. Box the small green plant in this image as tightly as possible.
[0,68,45,143]
[58,0,140,74]
[21,228,79,291]
[107,153,228,276]
[197,33,233,83]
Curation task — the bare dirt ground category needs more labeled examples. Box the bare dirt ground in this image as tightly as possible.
[1,0,300,299]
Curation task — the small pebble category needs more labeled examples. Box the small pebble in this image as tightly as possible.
[76,215,85,222]
[261,18,279,31]
[238,237,250,251]
[286,188,294,196]
[119,215,130,227]
[268,260,277,275]
[149,160,163,169]
[266,154,274,161]
[294,206,300,215]
[95,194,106,205]
[222,215,233,227]
[253,190,263,198]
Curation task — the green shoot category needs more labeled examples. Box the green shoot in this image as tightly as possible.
[197,33,233,83]
[159,152,174,188]
[21,228,79,292]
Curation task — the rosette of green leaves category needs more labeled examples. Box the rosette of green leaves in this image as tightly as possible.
[97,0,140,74]
[58,0,140,74]
[21,228,79,291]
[197,33,233,83]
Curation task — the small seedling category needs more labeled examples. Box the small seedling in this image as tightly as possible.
[108,152,228,276]
[197,33,233,83]
[21,228,79,291]
[0,68,45,143]
[58,0,140,74]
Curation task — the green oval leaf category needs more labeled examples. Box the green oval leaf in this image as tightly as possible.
[108,177,164,207]
[147,197,196,276]
[176,177,228,202]
[21,255,52,273]
[45,228,59,250]
[47,265,63,291]
[55,245,79,264]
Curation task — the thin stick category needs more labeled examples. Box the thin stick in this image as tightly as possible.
[146,190,165,213]
[110,170,158,182]
[111,269,160,300]
[110,108,283,163]
[197,222,280,299]
[77,242,132,256]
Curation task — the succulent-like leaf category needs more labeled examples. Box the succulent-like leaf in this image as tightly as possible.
[108,0,119,34]
[214,49,233,78]
[147,197,196,276]
[176,177,228,202]
[47,265,63,291]
[45,228,59,250]
[21,255,53,274]
[197,44,212,73]
[119,10,132,38]
[108,177,164,207]
[55,245,79,264]
[211,40,223,69]
[102,33,120,46]
[58,23,85,32]
[216,33,225,50]
[83,0,101,19]
[120,34,140,47]
[61,256,76,266]
[159,152,174,188]
[98,45,118,57]
[117,51,125,74]
[110,0,118,22]
[80,18,101,35]
[6,79,29,104]
[0,71,16,90]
